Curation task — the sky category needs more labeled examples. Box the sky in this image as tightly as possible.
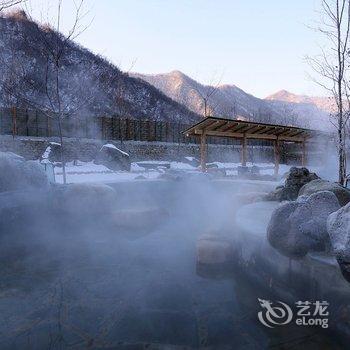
[23,0,326,98]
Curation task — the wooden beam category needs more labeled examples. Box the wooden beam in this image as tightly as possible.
[274,139,280,176]
[193,129,306,142]
[241,134,247,166]
[221,122,239,132]
[247,125,267,134]
[200,132,207,172]
[253,126,270,134]
[206,120,227,131]
[231,123,249,133]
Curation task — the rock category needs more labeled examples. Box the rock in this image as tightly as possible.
[159,169,213,182]
[94,143,131,171]
[21,161,50,189]
[251,165,260,175]
[236,192,267,205]
[197,234,233,265]
[57,183,116,215]
[267,191,340,258]
[264,185,285,201]
[0,152,49,192]
[266,167,319,201]
[299,179,350,206]
[135,175,147,180]
[41,142,64,164]
[206,163,219,169]
[237,166,249,176]
[327,203,350,257]
[206,167,226,178]
[183,156,200,167]
[327,204,350,282]
[110,207,168,234]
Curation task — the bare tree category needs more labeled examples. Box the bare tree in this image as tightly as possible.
[306,0,350,185]
[192,73,223,117]
[3,0,90,184]
[0,0,25,11]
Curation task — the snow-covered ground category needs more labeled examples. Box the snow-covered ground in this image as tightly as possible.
[53,160,322,184]
[54,160,199,183]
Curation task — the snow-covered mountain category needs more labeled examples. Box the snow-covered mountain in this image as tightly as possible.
[132,70,278,121]
[133,71,331,129]
[0,11,199,123]
[266,90,335,113]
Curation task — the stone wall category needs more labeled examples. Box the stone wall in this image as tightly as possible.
[0,135,305,164]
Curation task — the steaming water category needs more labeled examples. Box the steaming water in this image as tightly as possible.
[0,179,344,349]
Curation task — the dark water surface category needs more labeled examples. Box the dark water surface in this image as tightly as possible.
[0,180,345,349]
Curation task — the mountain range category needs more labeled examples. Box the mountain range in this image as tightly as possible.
[0,11,199,123]
[132,71,333,130]
[0,11,333,130]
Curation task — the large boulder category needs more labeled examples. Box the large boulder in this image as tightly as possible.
[94,143,131,171]
[0,152,49,192]
[55,183,116,216]
[266,167,319,201]
[267,191,340,258]
[110,207,169,235]
[299,179,350,206]
[41,142,61,163]
[327,203,350,282]
[183,156,200,167]
[197,234,233,265]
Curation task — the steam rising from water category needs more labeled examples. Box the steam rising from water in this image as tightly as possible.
[0,176,277,348]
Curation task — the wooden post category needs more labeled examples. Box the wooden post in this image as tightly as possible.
[25,109,29,136]
[241,134,247,166]
[46,115,50,137]
[302,140,307,166]
[12,107,17,139]
[36,110,39,137]
[200,132,207,172]
[274,139,280,176]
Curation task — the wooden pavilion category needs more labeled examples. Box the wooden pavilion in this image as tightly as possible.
[183,116,321,175]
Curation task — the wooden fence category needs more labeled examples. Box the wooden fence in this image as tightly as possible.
[0,107,272,147]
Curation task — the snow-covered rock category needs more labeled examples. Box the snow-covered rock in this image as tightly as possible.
[0,151,49,192]
[94,143,131,171]
[266,167,319,201]
[110,207,168,233]
[267,191,340,258]
[57,183,116,215]
[327,203,350,257]
[299,179,350,206]
[197,235,233,265]
[327,203,350,282]
[183,156,200,168]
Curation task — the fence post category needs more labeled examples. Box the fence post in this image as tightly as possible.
[146,119,150,141]
[35,110,38,137]
[165,121,169,142]
[85,115,89,138]
[12,107,17,139]
[126,118,130,140]
[154,120,157,141]
[46,115,50,137]
[25,109,29,136]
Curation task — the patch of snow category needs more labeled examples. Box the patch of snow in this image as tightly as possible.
[170,161,195,170]
[41,146,51,160]
[101,144,129,156]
